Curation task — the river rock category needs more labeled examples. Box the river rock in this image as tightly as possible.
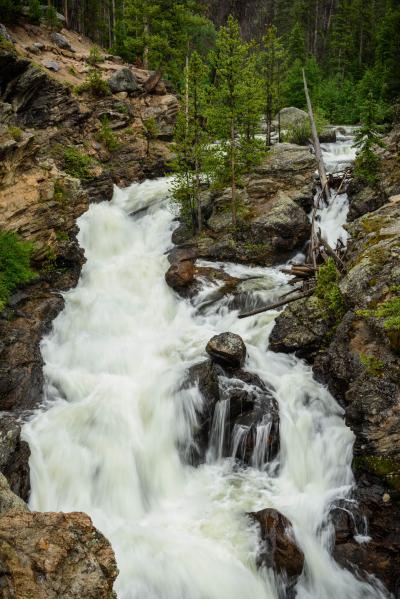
[276,107,308,128]
[0,414,30,501]
[0,472,28,515]
[0,510,118,598]
[206,332,246,368]
[249,508,305,578]
[165,260,195,294]
[50,31,75,52]
[108,68,139,94]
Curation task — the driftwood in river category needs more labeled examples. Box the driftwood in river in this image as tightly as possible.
[302,69,330,203]
[238,289,314,319]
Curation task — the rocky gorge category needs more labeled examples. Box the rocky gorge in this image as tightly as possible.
[0,17,399,599]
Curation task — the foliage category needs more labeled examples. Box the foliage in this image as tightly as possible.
[0,231,36,311]
[261,25,285,146]
[354,93,385,185]
[59,146,94,179]
[87,45,104,66]
[0,0,22,23]
[358,287,400,352]
[315,258,346,319]
[283,108,327,145]
[171,51,209,232]
[7,126,23,141]
[143,118,158,139]
[44,5,60,30]
[97,117,120,151]
[206,16,265,225]
[28,0,41,23]
[75,68,110,97]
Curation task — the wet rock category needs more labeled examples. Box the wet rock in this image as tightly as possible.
[165,260,195,294]
[43,59,60,72]
[276,107,308,128]
[206,332,246,368]
[50,31,75,52]
[319,127,337,143]
[108,68,139,95]
[270,296,333,361]
[0,472,28,515]
[0,510,118,598]
[347,179,387,221]
[0,414,30,501]
[249,508,305,578]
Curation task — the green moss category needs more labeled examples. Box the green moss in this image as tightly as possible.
[315,258,346,320]
[359,353,385,376]
[7,125,23,141]
[0,36,15,52]
[56,231,69,242]
[54,180,67,203]
[353,455,400,491]
[358,287,400,351]
[0,231,36,311]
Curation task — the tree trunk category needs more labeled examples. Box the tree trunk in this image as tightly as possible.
[302,69,330,202]
[143,17,149,70]
[111,0,116,45]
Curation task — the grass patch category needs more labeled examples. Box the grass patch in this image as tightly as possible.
[7,126,23,141]
[0,231,36,311]
[54,146,94,180]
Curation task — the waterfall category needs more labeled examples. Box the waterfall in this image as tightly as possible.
[23,157,388,597]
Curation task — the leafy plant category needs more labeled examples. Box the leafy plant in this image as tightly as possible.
[59,146,94,179]
[315,258,346,319]
[75,69,110,98]
[0,230,36,311]
[87,45,104,66]
[97,117,121,151]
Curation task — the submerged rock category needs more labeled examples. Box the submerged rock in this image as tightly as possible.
[249,508,305,578]
[206,332,246,368]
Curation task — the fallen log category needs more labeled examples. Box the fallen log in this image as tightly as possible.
[281,268,314,278]
[317,233,346,271]
[303,69,330,203]
[238,289,314,319]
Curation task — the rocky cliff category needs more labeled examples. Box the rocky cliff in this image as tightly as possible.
[270,123,400,594]
[0,22,177,596]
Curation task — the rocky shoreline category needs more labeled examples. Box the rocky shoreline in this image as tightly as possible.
[0,23,177,596]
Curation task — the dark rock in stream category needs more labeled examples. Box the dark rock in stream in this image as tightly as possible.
[206,332,247,368]
[249,508,305,579]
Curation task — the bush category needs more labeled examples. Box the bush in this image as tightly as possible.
[60,146,94,179]
[75,68,110,98]
[315,258,346,319]
[87,45,104,66]
[7,126,23,141]
[97,117,120,152]
[28,0,41,23]
[283,109,327,146]
[0,231,36,311]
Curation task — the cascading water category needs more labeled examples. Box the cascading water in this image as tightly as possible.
[23,138,388,598]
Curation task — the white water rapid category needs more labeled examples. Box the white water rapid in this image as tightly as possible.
[24,140,388,599]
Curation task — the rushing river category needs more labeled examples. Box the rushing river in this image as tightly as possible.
[23,138,388,598]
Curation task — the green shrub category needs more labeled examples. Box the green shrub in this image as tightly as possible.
[143,117,159,139]
[28,0,41,22]
[44,5,60,30]
[7,126,23,141]
[61,146,93,179]
[87,45,104,66]
[97,117,120,152]
[315,258,346,319]
[75,69,110,98]
[0,231,36,311]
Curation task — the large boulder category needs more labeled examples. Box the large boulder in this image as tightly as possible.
[249,508,304,578]
[0,413,30,501]
[50,32,75,53]
[206,332,246,368]
[0,510,118,598]
[276,107,308,128]
[108,68,139,95]
[165,260,195,295]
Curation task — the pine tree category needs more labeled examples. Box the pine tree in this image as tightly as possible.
[171,51,209,232]
[206,16,264,227]
[262,25,285,146]
[354,93,385,185]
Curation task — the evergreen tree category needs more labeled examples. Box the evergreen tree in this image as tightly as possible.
[206,16,264,226]
[354,93,385,185]
[262,25,285,146]
[171,51,209,232]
